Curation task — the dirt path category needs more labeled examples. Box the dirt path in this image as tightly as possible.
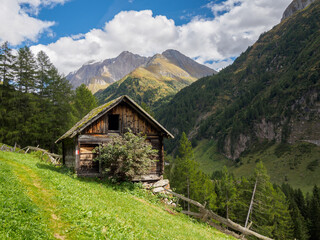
[5,158,68,240]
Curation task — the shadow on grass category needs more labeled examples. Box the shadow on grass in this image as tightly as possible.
[36,162,73,175]
[35,162,144,193]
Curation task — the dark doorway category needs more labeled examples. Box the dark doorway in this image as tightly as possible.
[108,114,119,131]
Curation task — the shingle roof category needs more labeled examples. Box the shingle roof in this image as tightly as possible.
[55,95,174,143]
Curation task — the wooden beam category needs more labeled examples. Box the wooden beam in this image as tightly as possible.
[164,189,205,208]
[165,189,273,240]
[181,211,203,218]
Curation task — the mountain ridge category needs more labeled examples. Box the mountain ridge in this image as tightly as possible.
[66,51,150,93]
[282,0,316,20]
[95,50,216,109]
[67,49,215,94]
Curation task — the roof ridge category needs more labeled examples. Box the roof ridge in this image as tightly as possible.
[55,95,173,143]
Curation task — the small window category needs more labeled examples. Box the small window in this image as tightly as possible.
[108,114,119,131]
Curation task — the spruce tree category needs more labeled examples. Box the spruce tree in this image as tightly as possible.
[72,84,97,121]
[36,50,53,97]
[0,41,15,87]
[308,185,320,240]
[16,47,37,93]
[47,67,73,152]
[218,166,237,219]
[246,162,293,239]
[169,132,216,210]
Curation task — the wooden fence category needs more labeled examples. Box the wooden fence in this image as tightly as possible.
[24,146,62,165]
[0,143,24,153]
[0,143,61,165]
[165,189,273,240]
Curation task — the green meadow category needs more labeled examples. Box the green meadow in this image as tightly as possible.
[0,151,234,240]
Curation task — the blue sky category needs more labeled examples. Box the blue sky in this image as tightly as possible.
[1,0,292,74]
[31,0,219,45]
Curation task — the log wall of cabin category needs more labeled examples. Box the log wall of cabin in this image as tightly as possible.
[78,144,99,174]
[83,103,158,135]
[76,102,164,177]
[63,138,75,168]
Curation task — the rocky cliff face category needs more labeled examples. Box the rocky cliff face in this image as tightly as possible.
[282,0,315,21]
[222,91,320,160]
[66,51,150,93]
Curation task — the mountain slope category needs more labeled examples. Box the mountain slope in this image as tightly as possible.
[282,0,316,20]
[156,0,320,159]
[95,50,215,109]
[66,51,149,93]
[0,151,234,240]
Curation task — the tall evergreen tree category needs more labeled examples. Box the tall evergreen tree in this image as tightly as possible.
[247,162,293,239]
[0,41,15,87]
[72,84,97,121]
[281,183,309,240]
[16,46,37,93]
[47,67,73,152]
[215,166,238,219]
[308,185,320,240]
[36,50,53,97]
[169,132,216,210]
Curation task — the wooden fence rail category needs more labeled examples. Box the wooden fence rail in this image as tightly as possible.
[165,189,273,240]
[0,143,25,153]
[0,143,62,165]
[24,146,62,165]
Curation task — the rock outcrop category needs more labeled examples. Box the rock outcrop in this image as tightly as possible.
[282,0,315,21]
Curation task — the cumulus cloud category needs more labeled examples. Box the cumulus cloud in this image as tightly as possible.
[0,0,68,45]
[31,0,292,74]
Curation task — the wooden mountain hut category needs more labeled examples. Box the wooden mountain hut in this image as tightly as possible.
[55,95,174,181]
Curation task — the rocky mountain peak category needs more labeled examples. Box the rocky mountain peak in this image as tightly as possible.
[66,51,149,93]
[162,49,216,78]
[282,0,315,21]
[67,49,215,94]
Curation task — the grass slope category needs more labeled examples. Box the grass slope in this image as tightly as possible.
[194,140,320,193]
[0,151,234,240]
[95,55,197,110]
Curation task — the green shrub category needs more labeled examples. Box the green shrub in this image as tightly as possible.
[93,130,158,181]
[307,159,319,171]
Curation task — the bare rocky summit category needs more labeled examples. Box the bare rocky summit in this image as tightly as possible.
[66,51,150,93]
[282,0,315,21]
[67,50,215,93]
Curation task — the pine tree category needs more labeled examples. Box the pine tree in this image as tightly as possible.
[169,132,216,210]
[291,201,309,240]
[281,183,309,240]
[246,162,293,239]
[47,67,73,152]
[16,47,37,93]
[0,41,15,87]
[308,185,320,240]
[36,50,53,97]
[217,166,237,219]
[72,84,97,121]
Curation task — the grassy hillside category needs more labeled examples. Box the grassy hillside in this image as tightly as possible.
[0,151,234,240]
[194,140,320,193]
[95,53,203,110]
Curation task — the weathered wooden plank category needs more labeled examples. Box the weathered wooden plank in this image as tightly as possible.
[165,189,273,240]
[164,189,205,208]
[181,211,203,218]
[207,210,273,240]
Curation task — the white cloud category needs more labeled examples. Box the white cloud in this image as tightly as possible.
[0,0,69,45]
[31,0,292,74]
